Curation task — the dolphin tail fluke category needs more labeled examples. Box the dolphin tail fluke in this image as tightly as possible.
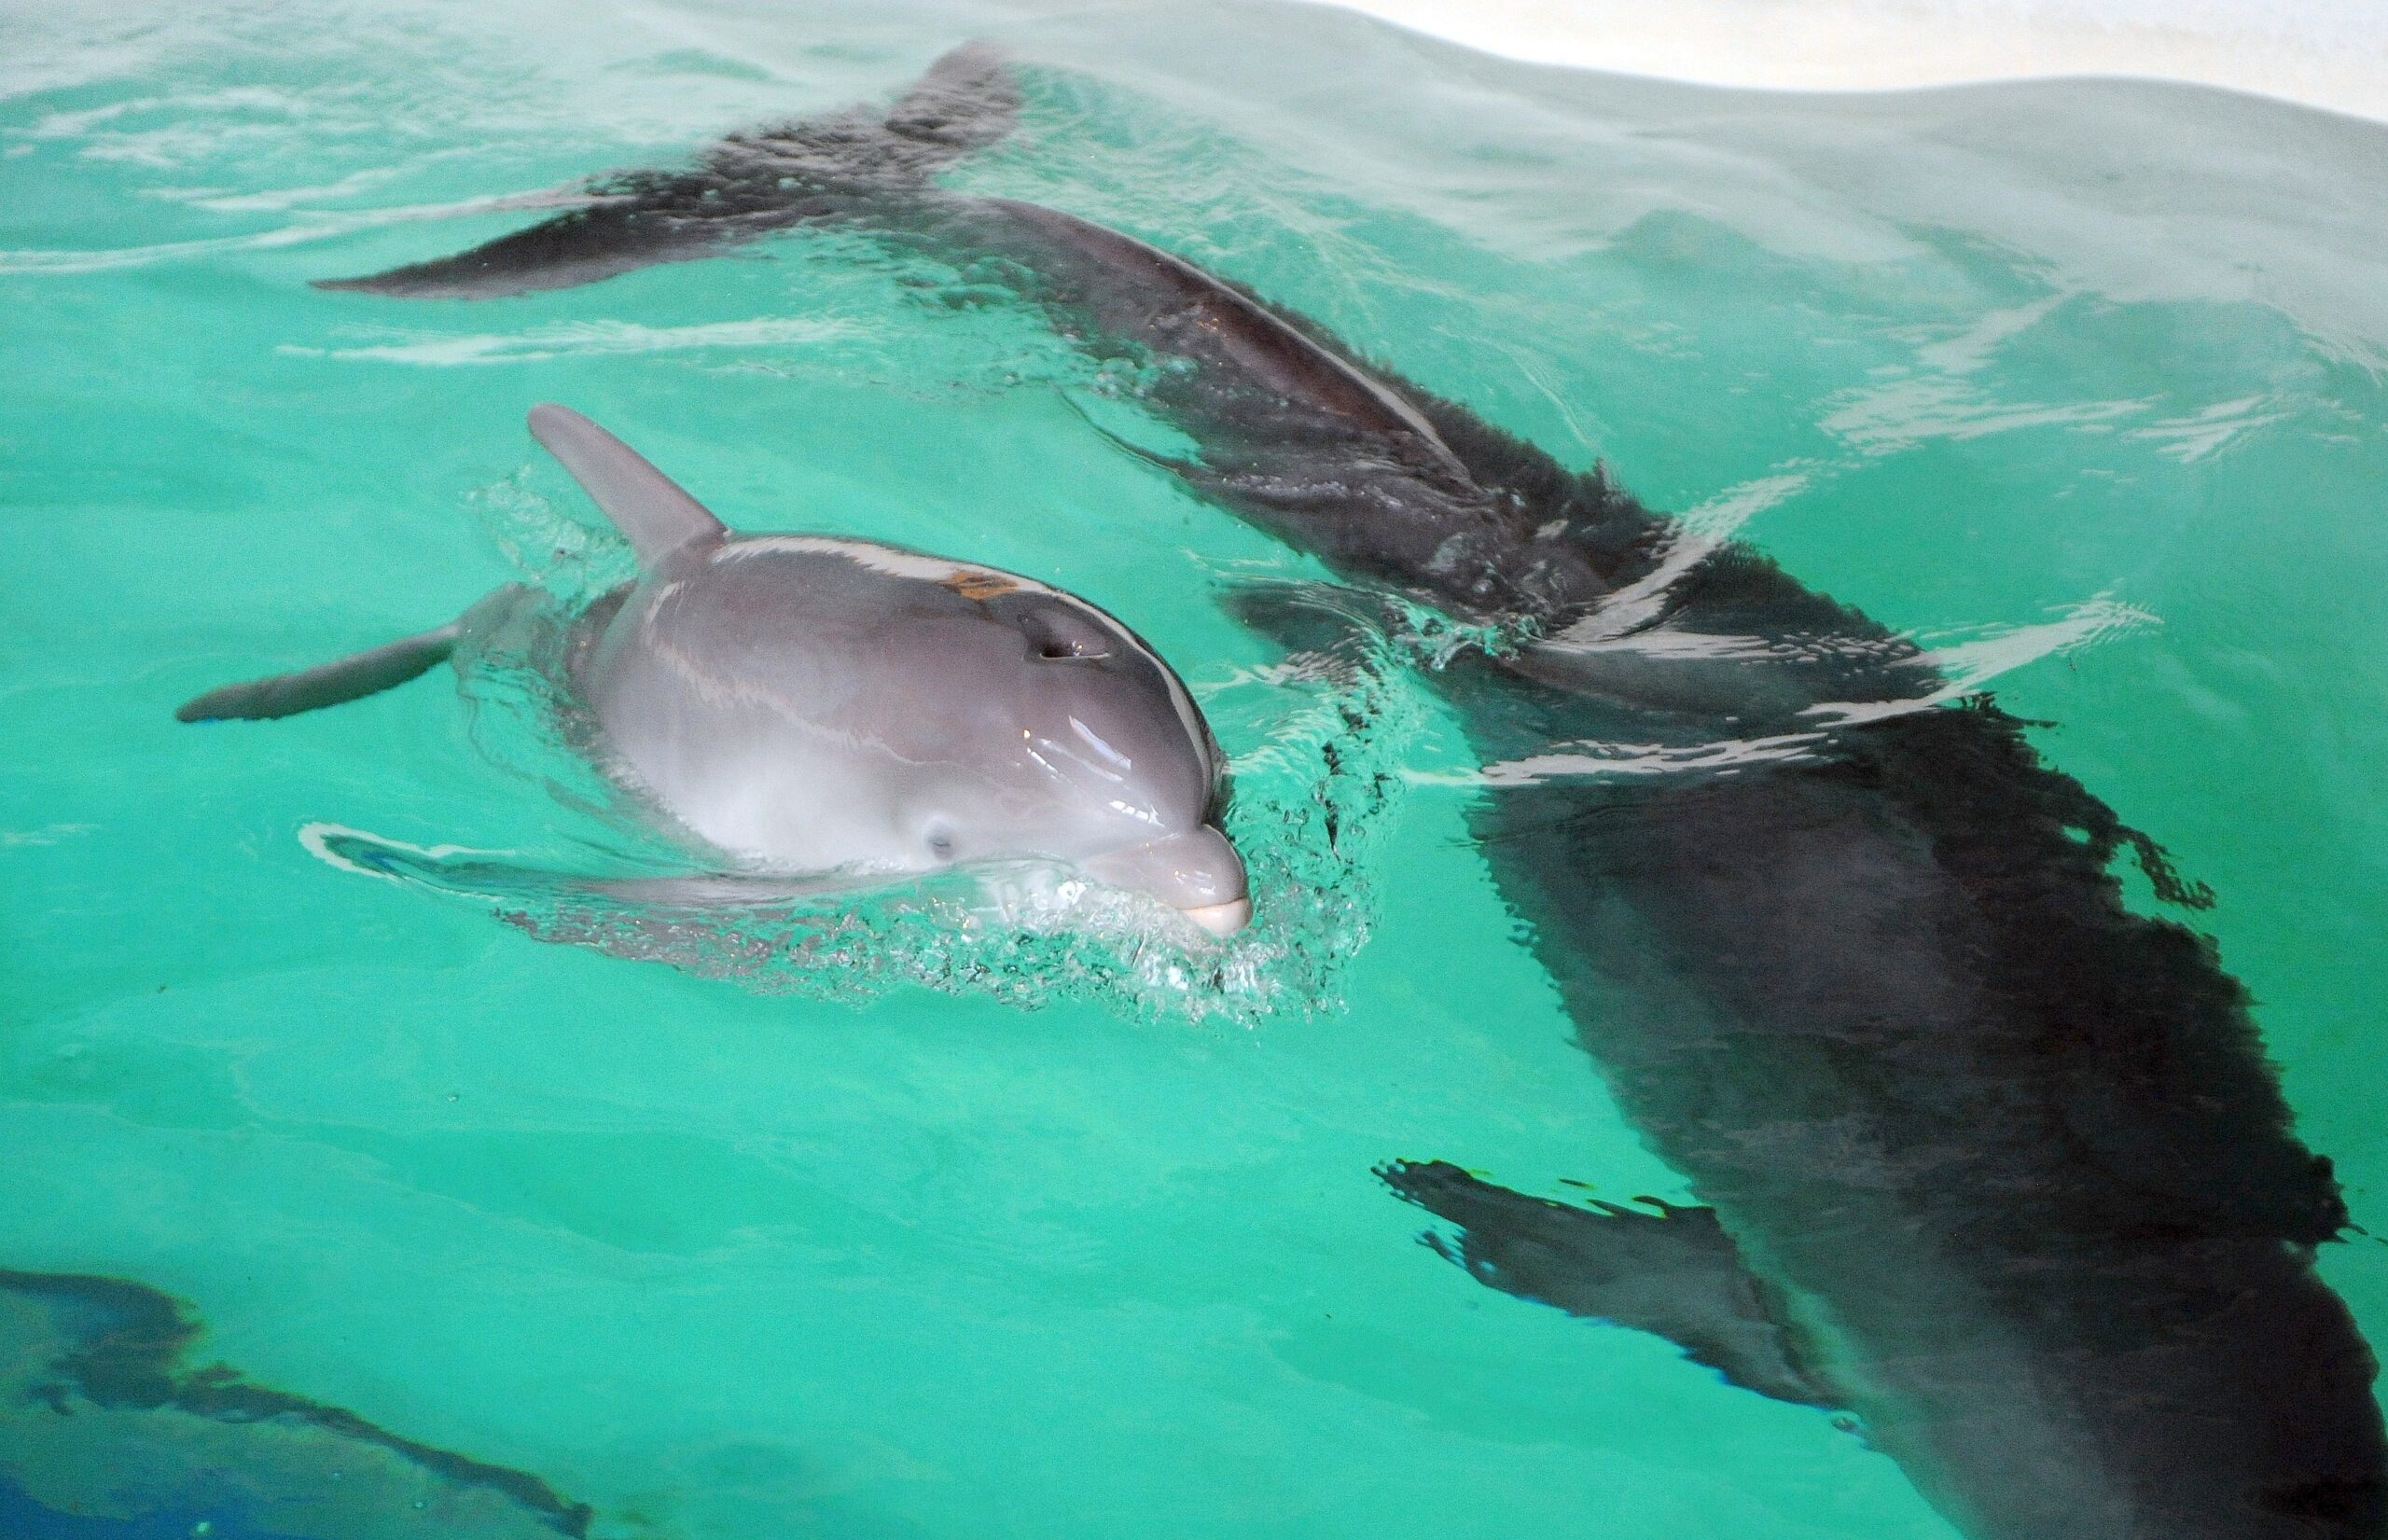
[175,623,462,722]
[1378,1159,1840,1409]
[313,42,1020,299]
[308,189,721,300]
[878,40,1022,160]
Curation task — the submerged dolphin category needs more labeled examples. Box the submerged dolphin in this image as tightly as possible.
[313,49,2383,1539]
[179,404,1251,936]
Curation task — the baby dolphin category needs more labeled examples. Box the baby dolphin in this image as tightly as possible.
[178,405,1251,936]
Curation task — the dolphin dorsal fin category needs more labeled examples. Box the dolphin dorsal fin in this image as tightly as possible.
[527,404,726,566]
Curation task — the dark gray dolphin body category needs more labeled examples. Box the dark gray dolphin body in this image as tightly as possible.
[314,49,2385,1538]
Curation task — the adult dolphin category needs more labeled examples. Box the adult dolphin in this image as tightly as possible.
[180,403,1251,936]
[313,49,2385,1539]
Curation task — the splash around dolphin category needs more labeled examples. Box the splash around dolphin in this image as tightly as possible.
[178,404,1252,936]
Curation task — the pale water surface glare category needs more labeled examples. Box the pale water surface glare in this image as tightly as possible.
[4,1,2387,1537]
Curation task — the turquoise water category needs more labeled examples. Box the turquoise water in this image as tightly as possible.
[7,1,2388,1535]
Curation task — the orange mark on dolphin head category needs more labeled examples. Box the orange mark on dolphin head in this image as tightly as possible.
[941,569,1022,603]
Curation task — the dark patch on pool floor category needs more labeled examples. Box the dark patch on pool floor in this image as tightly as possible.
[0,1268,593,1539]
[0,1471,312,1540]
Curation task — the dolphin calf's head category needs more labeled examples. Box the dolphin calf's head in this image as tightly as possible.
[530,404,1251,936]
[881,567,1251,936]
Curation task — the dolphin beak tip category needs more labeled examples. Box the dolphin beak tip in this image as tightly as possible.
[1182,896,1253,937]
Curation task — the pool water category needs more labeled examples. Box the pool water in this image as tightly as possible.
[5,1,2387,1536]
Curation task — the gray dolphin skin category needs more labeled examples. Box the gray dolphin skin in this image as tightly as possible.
[178,404,1251,936]
[313,47,2383,1540]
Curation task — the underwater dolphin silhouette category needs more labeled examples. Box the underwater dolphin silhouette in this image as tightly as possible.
[313,48,2384,1539]
[179,402,1250,936]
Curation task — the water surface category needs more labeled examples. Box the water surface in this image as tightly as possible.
[5,2,2387,1535]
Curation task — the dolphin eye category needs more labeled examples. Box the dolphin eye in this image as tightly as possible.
[923,822,958,861]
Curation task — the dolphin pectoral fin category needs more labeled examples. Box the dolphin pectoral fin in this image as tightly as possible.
[313,43,1020,299]
[573,872,843,908]
[1221,578,1379,659]
[1057,386,1207,480]
[527,405,727,566]
[1379,1159,1839,1409]
[349,850,831,910]
[175,622,463,722]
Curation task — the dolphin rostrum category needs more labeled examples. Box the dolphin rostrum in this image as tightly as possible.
[179,403,1251,936]
[312,49,2383,1539]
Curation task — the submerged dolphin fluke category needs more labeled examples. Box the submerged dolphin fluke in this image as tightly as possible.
[312,42,1020,299]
